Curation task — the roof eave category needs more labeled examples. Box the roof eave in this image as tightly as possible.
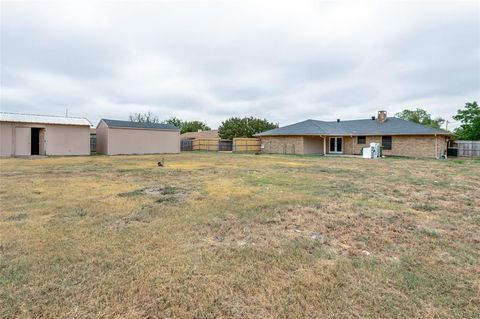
[256,132,452,137]
[0,120,91,126]
[107,126,179,131]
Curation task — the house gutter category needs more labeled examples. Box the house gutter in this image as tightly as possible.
[351,134,354,154]
[316,135,327,155]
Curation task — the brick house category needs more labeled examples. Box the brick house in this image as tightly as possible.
[255,111,451,158]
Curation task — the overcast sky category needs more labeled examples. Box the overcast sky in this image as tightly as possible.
[1,0,479,128]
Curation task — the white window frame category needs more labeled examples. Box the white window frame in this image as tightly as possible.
[329,137,343,154]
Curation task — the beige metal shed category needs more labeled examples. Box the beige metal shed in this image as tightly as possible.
[0,112,91,157]
[96,119,180,155]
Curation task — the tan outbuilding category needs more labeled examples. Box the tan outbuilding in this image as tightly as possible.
[0,112,91,157]
[96,119,180,155]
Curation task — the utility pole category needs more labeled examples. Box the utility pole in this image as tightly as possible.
[445,120,449,131]
[65,108,68,117]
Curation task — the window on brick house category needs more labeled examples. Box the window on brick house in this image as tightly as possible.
[357,136,366,144]
[382,136,392,150]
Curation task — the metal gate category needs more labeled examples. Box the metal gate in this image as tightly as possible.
[181,139,193,151]
[218,140,233,151]
[90,133,96,153]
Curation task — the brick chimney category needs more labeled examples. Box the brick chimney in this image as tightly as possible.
[377,110,387,123]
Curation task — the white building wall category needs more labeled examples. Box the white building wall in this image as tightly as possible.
[95,121,109,155]
[0,122,90,156]
[0,122,14,156]
[106,127,180,155]
[45,125,90,155]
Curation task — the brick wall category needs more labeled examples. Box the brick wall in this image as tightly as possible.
[260,136,304,154]
[342,135,448,158]
[345,135,447,158]
[303,136,325,154]
[338,135,448,158]
[260,135,448,158]
[386,135,447,158]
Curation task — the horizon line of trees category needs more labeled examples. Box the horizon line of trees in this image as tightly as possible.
[128,112,278,139]
[128,113,210,134]
[129,101,479,141]
[395,101,479,140]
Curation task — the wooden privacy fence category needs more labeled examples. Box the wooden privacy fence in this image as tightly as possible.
[181,138,261,153]
[232,138,261,153]
[449,141,480,158]
[192,138,220,151]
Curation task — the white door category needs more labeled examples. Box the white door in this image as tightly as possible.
[15,127,31,156]
[329,137,343,154]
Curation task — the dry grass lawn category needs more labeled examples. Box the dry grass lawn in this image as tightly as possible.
[1,153,479,318]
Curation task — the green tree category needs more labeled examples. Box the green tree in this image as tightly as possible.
[163,117,210,133]
[218,117,278,140]
[129,111,159,123]
[395,108,445,129]
[453,101,480,140]
[164,117,183,129]
[181,121,210,134]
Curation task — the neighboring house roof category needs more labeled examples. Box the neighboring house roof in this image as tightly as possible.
[100,119,179,130]
[181,130,219,139]
[0,112,91,126]
[256,117,450,136]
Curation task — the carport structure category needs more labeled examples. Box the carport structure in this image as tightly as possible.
[0,112,91,157]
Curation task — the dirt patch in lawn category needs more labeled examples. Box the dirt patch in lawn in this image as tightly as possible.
[118,185,189,203]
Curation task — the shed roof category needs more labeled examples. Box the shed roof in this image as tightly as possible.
[100,119,179,130]
[256,117,450,136]
[0,112,91,126]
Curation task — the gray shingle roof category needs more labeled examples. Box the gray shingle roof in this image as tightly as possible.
[255,117,450,136]
[101,119,179,130]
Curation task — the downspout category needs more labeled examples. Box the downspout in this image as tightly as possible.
[323,135,326,155]
[351,134,354,155]
[435,134,438,159]
[12,125,15,156]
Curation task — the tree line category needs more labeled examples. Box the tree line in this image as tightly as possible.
[128,112,278,139]
[395,101,479,140]
[129,101,479,140]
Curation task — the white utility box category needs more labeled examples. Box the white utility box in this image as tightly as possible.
[363,143,381,159]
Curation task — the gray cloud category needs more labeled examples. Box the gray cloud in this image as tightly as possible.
[1,1,479,128]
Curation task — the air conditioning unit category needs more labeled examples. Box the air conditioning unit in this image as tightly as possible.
[363,143,381,159]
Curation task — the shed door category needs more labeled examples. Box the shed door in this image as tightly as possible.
[15,127,31,156]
